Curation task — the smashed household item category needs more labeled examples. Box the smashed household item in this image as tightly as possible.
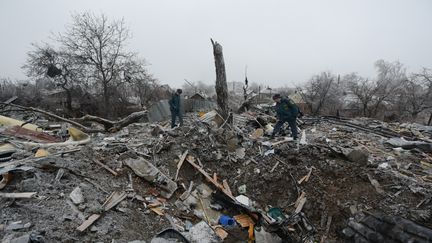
[219,215,235,226]
[267,208,286,222]
[235,195,251,206]
[125,158,178,198]
[386,137,432,153]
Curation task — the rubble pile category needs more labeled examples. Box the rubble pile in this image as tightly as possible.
[1,107,432,242]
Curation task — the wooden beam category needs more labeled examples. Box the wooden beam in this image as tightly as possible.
[0,192,36,198]
[174,150,188,181]
[92,159,118,176]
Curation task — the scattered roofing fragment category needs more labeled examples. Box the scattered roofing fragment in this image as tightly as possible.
[0,115,41,131]
[1,125,63,143]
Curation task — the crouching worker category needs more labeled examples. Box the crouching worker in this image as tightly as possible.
[271,94,299,140]
[169,89,183,128]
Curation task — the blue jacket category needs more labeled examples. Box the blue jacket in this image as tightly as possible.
[169,93,181,112]
[274,98,299,121]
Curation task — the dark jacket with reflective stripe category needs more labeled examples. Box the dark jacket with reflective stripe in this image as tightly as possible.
[274,98,299,121]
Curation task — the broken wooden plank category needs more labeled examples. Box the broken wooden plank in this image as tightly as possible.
[76,214,101,232]
[174,150,188,181]
[295,197,307,214]
[150,207,164,216]
[234,214,255,228]
[213,173,218,183]
[294,191,306,208]
[270,161,280,173]
[298,167,313,185]
[102,191,127,211]
[222,179,233,197]
[185,156,235,201]
[92,159,118,176]
[76,191,126,232]
[0,192,36,198]
[272,139,291,147]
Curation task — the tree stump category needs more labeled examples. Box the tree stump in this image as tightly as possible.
[211,38,229,120]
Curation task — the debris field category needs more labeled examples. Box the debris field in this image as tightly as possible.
[1,107,432,243]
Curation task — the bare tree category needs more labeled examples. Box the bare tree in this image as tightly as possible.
[23,43,85,112]
[58,12,134,117]
[345,73,375,116]
[211,38,229,119]
[299,71,335,115]
[370,60,406,117]
[399,68,432,120]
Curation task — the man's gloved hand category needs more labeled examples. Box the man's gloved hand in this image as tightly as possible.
[298,111,304,118]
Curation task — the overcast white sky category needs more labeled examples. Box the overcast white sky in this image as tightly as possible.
[0,0,431,88]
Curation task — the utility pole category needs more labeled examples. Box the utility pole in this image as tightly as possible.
[184,79,197,94]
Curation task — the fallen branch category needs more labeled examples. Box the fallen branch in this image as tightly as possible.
[1,102,101,133]
[2,102,147,133]
[73,111,148,132]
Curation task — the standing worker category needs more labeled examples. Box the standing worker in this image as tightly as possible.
[169,89,183,128]
[271,94,299,140]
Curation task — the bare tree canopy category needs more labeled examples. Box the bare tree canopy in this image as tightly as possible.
[22,12,158,118]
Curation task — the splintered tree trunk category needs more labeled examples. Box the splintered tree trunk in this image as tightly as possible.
[211,38,229,120]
